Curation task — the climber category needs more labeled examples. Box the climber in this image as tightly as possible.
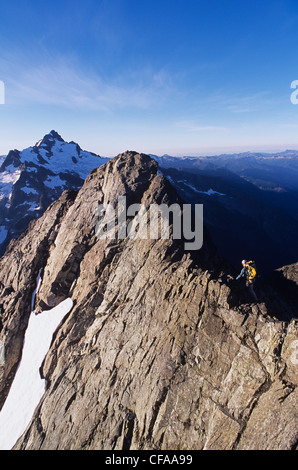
[235,259,258,302]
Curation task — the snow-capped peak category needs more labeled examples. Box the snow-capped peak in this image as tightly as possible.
[34,130,64,148]
[0,131,110,256]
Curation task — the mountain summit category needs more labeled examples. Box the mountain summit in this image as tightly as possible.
[0,132,109,256]
[0,151,297,450]
[35,130,65,148]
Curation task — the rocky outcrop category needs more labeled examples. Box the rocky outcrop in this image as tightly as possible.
[0,152,297,450]
[277,262,298,286]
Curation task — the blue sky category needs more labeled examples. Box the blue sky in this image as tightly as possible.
[0,0,298,156]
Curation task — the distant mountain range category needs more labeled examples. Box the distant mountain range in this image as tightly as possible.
[157,166,298,275]
[150,151,298,275]
[154,150,298,190]
[154,151,298,220]
[0,131,109,255]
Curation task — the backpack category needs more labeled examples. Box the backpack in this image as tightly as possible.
[246,260,257,281]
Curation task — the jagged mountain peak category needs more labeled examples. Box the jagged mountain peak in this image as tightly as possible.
[35,130,65,148]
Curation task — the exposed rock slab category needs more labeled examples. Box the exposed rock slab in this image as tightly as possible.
[0,152,297,450]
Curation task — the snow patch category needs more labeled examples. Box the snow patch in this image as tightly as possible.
[0,271,73,450]
[20,186,38,195]
[165,175,175,185]
[165,175,226,197]
[17,201,39,212]
[45,174,65,189]
[182,181,226,197]
[0,168,22,202]
[0,168,21,186]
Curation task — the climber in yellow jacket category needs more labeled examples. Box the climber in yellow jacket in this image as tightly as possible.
[236,260,258,302]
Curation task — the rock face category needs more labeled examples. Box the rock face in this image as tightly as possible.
[277,262,298,286]
[0,152,297,450]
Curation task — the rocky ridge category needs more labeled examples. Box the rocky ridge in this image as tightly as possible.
[0,152,297,450]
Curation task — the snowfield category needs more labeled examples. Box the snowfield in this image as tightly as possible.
[0,167,22,200]
[183,182,226,196]
[165,176,226,197]
[0,271,73,450]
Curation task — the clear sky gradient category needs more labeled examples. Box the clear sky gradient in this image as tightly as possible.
[1,0,298,156]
